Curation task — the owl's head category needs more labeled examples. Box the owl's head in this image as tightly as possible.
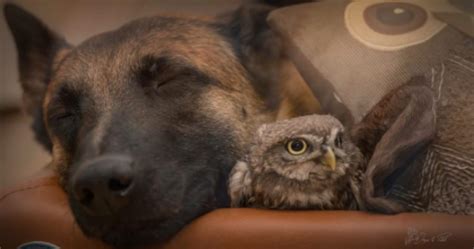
[249,114,362,182]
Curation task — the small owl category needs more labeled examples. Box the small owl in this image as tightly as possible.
[228,114,366,210]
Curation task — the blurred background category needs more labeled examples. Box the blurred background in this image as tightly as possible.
[0,0,243,188]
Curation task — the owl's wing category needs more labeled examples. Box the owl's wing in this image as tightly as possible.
[228,160,253,207]
[351,77,436,213]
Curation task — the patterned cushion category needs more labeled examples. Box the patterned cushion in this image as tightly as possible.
[268,0,474,214]
[267,0,472,125]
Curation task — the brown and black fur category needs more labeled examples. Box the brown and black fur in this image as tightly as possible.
[3,2,318,248]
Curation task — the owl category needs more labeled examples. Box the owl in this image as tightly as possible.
[228,114,366,210]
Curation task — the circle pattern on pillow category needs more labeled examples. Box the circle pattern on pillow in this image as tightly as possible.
[345,0,446,51]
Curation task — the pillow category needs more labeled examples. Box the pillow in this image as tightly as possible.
[267,0,472,126]
[267,0,474,214]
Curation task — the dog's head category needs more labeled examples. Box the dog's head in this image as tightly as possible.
[4,3,312,247]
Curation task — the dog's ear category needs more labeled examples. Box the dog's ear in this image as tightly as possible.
[222,3,319,117]
[351,77,436,213]
[222,4,285,110]
[4,3,71,150]
[227,4,281,61]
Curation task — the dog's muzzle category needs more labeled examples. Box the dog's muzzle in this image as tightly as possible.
[71,154,135,216]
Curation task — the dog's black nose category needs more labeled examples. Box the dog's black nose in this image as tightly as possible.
[72,155,135,216]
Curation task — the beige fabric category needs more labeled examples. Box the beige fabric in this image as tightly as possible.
[268,0,467,124]
[268,0,474,214]
[387,40,474,214]
[345,1,447,51]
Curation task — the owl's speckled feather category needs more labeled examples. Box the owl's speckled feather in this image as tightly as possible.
[229,114,366,210]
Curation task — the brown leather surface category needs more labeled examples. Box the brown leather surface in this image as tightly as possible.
[0,170,110,249]
[1,170,473,249]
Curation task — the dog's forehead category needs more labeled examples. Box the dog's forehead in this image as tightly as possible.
[50,16,245,94]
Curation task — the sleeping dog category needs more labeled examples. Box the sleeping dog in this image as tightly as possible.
[4,3,318,247]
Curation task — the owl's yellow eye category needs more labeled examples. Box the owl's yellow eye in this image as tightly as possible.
[286,139,308,155]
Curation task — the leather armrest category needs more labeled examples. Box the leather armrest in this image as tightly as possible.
[1,170,473,249]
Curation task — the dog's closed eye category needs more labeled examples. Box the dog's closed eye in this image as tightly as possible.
[46,86,82,149]
[47,87,80,122]
[48,110,75,122]
[137,56,177,90]
[135,55,215,97]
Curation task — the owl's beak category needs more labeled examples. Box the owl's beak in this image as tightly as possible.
[322,146,337,171]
